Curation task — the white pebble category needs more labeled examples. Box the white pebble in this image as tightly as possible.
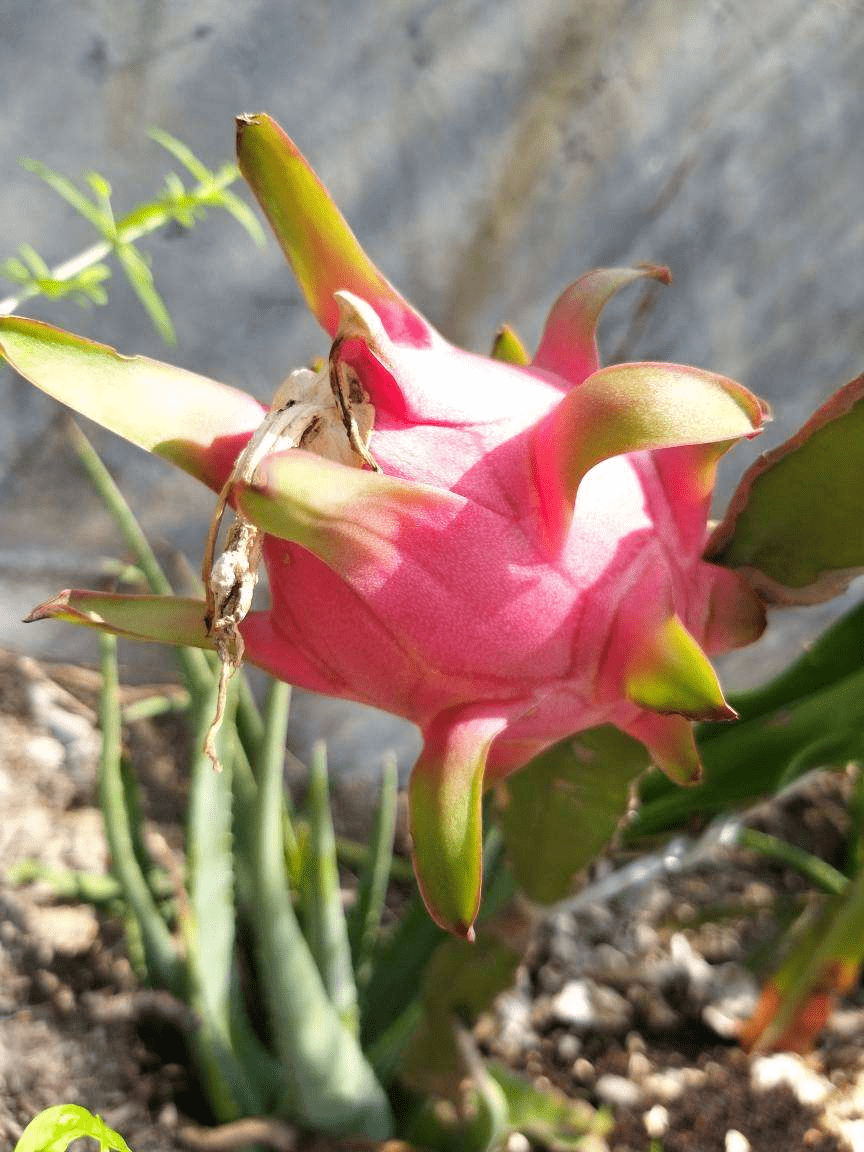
[595,1073,643,1110]
[644,1104,669,1139]
[725,1130,752,1152]
[505,1134,530,1152]
[751,1053,832,1107]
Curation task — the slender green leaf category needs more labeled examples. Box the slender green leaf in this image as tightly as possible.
[252,700,391,1137]
[115,242,176,344]
[185,677,262,1121]
[737,828,848,896]
[300,741,360,1033]
[399,920,523,1098]
[149,128,214,184]
[97,633,184,995]
[21,159,113,235]
[349,754,398,985]
[217,188,268,247]
[66,422,215,703]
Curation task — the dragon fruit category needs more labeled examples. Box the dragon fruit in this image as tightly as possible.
[0,114,768,936]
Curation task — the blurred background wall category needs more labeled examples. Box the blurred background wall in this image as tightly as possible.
[1,0,863,771]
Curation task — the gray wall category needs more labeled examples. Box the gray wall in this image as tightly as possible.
[2,1,863,768]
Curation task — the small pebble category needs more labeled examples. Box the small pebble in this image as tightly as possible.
[751,1053,832,1107]
[628,1051,652,1081]
[643,1104,669,1139]
[574,1057,595,1082]
[550,979,632,1033]
[595,1073,643,1110]
[505,1133,530,1152]
[557,1033,581,1062]
[725,1131,751,1152]
[643,1066,706,1102]
[23,734,65,774]
[158,1103,178,1129]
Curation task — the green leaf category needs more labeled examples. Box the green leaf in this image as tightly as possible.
[185,677,263,1121]
[149,127,214,184]
[251,679,392,1138]
[399,915,525,1098]
[349,754,398,985]
[215,188,268,247]
[359,892,445,1051]
[496,725,650,904]
[97,634,184,995]
[299,741,360,1032]
[0,316,265,491]
[21,159,114,236]
[14,1104,132,1152]
[707,372,864,603]
[19,244,52,279]
[115,241,176,345]
[740,856,864,1052]
[489,1064,610,1151]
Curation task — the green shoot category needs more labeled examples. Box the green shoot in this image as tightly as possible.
[1,130,265,341]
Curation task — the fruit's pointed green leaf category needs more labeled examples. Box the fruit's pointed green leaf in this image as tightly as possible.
[0,317,265,490]
[14,1105,132,1152]
[630,663,864,839]
[490,324,529,365]
[496,725,650,904]
[300,741,360,1033]
[532,360,766,552]
[25,589,215,650]
[235,445,475,578]
[235,113,430,344]
[628,711,704,786]
[626,614,736,721]
[533,264,671,385]
[410,706,513,938]
[707,372,864,603]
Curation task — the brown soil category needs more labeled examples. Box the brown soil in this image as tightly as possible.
[1,648,863,1152]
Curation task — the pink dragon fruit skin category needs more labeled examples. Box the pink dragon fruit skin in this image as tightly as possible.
[1,114,767,936]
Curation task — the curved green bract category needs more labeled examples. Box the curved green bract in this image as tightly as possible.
[0,316,264,491]
[236,114,429,345]
[25,589,215,648]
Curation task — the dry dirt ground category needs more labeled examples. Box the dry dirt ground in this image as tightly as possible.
[1,648,864,1152]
